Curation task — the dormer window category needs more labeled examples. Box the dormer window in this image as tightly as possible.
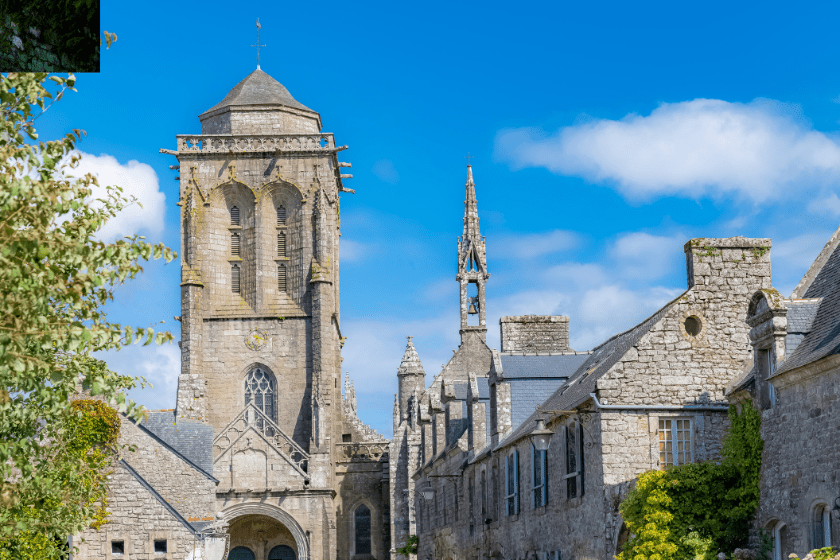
[230,205,240,225]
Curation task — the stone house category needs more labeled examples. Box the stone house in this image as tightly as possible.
[727,226,840,560]
[74,67,391,560]
[395,227,776,559]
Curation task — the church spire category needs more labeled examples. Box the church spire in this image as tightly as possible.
[396,336,426,423]
[457,164,489,341]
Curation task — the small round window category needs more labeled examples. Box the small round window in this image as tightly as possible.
[684,316,701,337]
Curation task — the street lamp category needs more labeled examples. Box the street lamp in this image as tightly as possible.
[530,417,554,452]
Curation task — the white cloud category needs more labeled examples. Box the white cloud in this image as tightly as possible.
[62,151,167,242]
[495,98,840,202]
[95,343,181,411]
[372,159,399,184]
[491,230,580,259]
[772,232,832,277]
[807,193,840,216]
[340,239,372,262]
[608,232,685,280]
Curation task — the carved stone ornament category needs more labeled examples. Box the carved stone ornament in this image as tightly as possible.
[244,328,268,351]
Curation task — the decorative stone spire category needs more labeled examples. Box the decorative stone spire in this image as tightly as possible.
[457,165,490,341]
[463,165,481,241]
[344,371,357,413]
[397,336,426,422]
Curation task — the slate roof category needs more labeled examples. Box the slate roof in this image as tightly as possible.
[499,353,591,379]
[136,411,217,482]
[119,460,199,536]
[803,240,840,298]
[200,68,315,118]
[775,250,840,375]
[496,293,680,449]
[787,301,821,332]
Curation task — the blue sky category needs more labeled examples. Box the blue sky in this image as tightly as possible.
[30,0,840,437]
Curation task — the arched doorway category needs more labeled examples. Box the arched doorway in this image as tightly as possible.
[268,545,296,560]
[229,547,256,560]
[228,514,298,560]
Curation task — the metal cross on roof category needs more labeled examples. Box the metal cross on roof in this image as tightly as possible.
[465,153,474,165]
[251,18,266,69]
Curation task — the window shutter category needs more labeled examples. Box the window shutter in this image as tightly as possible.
[530,444,536,510]
[504,456,509,516]
[513,449,520,515]
[579,422,585,497]
[277,205,286,226]
[230,206,239,225]
[231,265,240,294]
[231,233,240,255]
[277,233,286,257]
[278,264,286,292]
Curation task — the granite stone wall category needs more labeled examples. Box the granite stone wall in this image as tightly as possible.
[500,316,570,353]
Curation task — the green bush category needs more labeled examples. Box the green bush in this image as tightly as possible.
[617,400,764,560]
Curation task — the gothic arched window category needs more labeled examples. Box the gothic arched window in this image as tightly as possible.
[245,368,276,428]
[230,205,240,225]
[231,264,241,294]
[277,205,286,226]
[278,264,287,292]
[354,504,372,555]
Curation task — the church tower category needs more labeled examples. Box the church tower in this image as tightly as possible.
[165,66,353,560]
[457,165,489,342]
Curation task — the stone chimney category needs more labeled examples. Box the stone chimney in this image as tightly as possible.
[500,315,571,353]
[684,237,772,290]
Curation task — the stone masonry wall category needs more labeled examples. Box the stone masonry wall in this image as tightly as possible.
[758,359,840,557]
[500,316,570,353]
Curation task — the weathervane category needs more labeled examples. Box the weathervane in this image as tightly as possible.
[251,18,266,69]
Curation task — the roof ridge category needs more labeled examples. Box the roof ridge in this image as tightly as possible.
[118,459,199,536]
[129,416,218,483]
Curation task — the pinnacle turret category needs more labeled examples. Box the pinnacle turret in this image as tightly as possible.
[463,165,481,241]
[397,336,426,423]
[397,336,425,377]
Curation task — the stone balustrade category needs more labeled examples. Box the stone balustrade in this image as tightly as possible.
[335,442,389,462]
[175,134,336,154]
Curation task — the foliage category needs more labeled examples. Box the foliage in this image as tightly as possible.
[0,71,176,557]
[787,548,840,560]
[617,400,764,560]
[0,0,101,71]
[396,535,419,556]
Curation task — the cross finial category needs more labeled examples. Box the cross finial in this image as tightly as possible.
[251,18,266,69]
[407,336,413,342]
[465,153,474,166]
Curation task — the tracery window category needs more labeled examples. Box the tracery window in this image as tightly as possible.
[244,368,276,429]
[354,504,371,555]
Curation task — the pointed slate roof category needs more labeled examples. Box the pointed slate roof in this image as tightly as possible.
[200,68,316,118]
[397,337,425,377]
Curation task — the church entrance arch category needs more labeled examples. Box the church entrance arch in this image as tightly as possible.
[222,503,308,560]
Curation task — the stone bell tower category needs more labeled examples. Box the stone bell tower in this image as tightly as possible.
[457,165,489,342]
[163,66,353,560]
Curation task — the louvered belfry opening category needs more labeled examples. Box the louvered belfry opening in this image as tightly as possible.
[277,232,286,257]
[231,264,241,294]
[231,232,240,255]
[278,264,287,292]
[230,205,240,225]
[277,205,286,226]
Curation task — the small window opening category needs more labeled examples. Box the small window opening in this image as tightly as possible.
[684,316,701,337]
[230,205,240,225]
[154,540,167,554]
[277,232,286,257]
[231,232,240,256]
[111,541,125,555]
[659,418,692,468]
[343,433,352,442]
[467,281,479,326]
[277,205,286,226]
[231,265,240,294]
[278,264,287,292]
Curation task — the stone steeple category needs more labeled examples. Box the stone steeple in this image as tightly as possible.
[397,337,426,423]
[457,165,489,341]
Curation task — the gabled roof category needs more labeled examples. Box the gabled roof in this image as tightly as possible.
[132,414,217,483]
[775,244,840,376]
[791,224,840,298]
[499,353,590,379]
[199,68,316,118]
[495,293,680,449]
[119,459,199,536]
